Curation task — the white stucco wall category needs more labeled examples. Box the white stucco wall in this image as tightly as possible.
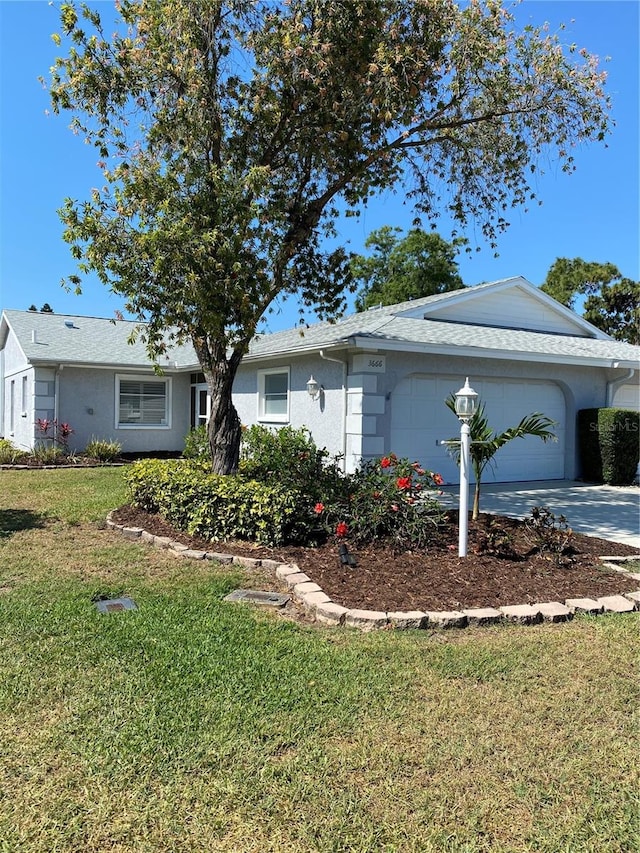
[233,347,617,480]
[57,367,192,453]
[233,355,347,462]
[1,327,34,449]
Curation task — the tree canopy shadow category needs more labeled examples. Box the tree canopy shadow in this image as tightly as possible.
[0,509,48,539]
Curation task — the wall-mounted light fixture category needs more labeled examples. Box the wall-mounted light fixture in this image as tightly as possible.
[306,375,322,401]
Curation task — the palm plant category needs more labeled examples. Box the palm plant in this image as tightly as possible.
[445,395,557,520]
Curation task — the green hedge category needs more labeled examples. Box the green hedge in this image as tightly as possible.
[577,408,639,485]
[124,459,312,546]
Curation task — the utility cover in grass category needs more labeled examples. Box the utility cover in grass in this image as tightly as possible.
[94,597,138,614]
[224,589,290,608]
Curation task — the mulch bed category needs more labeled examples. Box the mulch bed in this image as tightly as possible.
[110,506,640,612]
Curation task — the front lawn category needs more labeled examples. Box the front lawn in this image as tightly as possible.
[0,469,637,852]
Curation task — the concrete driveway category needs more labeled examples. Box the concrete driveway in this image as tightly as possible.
[441,480,640,548]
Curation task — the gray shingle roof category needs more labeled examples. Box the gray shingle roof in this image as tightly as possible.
[3,276,638,370]
[1,310,199,369]
[246,281,639,368]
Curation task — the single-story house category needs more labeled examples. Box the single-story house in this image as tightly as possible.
[1,276,638,483]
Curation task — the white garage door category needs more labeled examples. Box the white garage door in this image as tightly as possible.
[611,383,640,411]
[390,375,566,485]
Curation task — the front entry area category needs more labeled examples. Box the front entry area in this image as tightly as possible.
[390,375,566,485]
[190,373,209,429]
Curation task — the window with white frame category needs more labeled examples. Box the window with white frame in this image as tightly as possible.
[21,375,28,416]
[116,375,171,428]
[257,368,290,422]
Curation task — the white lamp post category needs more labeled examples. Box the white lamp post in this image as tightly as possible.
[454,377,478,557]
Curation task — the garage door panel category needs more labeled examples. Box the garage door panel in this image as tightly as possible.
[391,375,566,484]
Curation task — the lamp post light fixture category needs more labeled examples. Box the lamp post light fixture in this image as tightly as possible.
[454,377,478,557]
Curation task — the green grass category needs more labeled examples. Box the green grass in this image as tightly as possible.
[0,469,638,852]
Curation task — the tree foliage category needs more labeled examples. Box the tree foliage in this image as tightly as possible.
[584,279,640,345]
[541,258,639,343]
[47,0,611,473]
[446,396,557,520]
[352,227,464,311]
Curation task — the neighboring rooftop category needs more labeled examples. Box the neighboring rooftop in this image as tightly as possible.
[0,309,199,369]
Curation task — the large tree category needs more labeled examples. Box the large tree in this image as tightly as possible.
[541,258,639,343]
[352,226,465,311]
[48,0,611,473]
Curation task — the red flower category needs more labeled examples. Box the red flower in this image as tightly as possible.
[58,422,74,438]
[390,504,399,512]
[380,456,391,469]
[396,476,411,490]
[314,502,325,514]
[433,473,444,486]
[336,521,348,537]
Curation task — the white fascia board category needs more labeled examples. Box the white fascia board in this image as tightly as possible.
[349,336,636,369]
[240,339,351,363]
[0,314,11,350]
[26,358,193,373]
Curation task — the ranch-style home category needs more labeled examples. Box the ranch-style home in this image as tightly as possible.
[1,276,638,483]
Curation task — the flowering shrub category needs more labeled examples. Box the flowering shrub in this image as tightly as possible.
[313,455,446,552]
[36,418,75,453]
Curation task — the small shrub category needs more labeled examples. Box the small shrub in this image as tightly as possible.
[84,438,122,462]
[183,425,210,460]
[475,520,519,560]
[578,407,639,485]
[599,409,639,485]
[523,506,574,565]
[124,458,310,546]
[0,439,28,464]
[31,445,66,465]
[240,424,329,496]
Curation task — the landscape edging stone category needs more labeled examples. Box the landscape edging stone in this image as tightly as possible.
[105,512,640,631]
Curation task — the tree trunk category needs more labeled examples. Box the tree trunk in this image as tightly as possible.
[194,337,243,475]
[205,367,242,475]
[472,480,481,521]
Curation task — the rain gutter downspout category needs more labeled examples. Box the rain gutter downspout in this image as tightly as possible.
[606,363,635,407]
[319,349,348,470]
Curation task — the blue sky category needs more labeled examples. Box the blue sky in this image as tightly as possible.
[1,0,638,333]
